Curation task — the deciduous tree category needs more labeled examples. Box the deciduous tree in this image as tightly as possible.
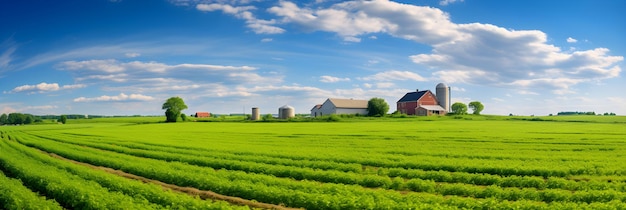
[59,115,67,124]
[0,113,7,125]
[468,101,484,115]
[162,96,188,122]
[451,102,468,115]
[367,97,389,117]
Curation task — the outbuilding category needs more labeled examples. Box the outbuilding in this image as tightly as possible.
[397,90,447,116]
[311,98,368,117]
[194,112,211,118]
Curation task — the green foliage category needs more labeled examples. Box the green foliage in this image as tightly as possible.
[59,115,67,124]
[162,96,188,122]
[262,114,273,122]
[3,117,626,209]
[451,102,468,115]
[0,113,7,125]
[367,97,389,116]
[0,171,63,209]
[325,114,341,122]
[181,113,187,121]
[468,101,484,115]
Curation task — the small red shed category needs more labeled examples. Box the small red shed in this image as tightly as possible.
[194,112,211,118]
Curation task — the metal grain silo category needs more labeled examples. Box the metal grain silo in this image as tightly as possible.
[436,83,450,112]
[251,107,260,120]
[278,105,295,119]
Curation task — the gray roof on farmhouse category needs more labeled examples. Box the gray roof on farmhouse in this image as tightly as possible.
[328,98,368,109]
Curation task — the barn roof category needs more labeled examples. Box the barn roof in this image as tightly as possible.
[195,112,210,117]
[417,105,446,111]
[328,98,368,109]
[397,90,428,102]
[311,104,322,111]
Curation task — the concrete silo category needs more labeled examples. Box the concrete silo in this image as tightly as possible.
[251,107,260,120]
[278,105,295,119]
[436,83,450,112]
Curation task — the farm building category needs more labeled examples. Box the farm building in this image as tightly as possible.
[397,83,450,116]
[311,98,368,117]
[278,105,295,119]
[194,112,210,118]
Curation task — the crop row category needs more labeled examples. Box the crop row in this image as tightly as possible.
[46,130,621,178]
[0,138,248,210]
[381,168,626,192]
[33,131,626,195]
[31,134,626,204]
[35,131,626,178]
[0,170,63,210]
[0,140,162,209]
[26,131,626,192]
[37,131,363,173]
[115,136,623,178]
[10,132,626,209]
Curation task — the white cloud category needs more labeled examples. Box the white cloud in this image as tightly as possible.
[8,82,86,94]
[261,38,273,42]
[413,23,622,93]
[0,105,17,114]
[567,37,578,43]
[59,59,256,73]
[260,1,622,94]
[491,97,504,102]
[0,41,16,70]
[451,86,466,92]
[359,70,427,82]
[319,75,350,83]
[343,36,361,42]
[73,93,154,102]
[196,3,285,34]
[517,90,539,95]
[125,52,141,58]
[23,105,58,110]
[439,0,464,6]
[268,1,462,44]
[76,74,129,82]
[376,82,394,88]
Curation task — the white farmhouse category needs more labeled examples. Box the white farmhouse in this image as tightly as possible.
[311,98,369,117]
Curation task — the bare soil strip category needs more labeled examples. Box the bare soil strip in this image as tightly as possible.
[44,153,300,210]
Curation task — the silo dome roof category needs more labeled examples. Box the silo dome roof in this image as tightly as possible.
[436,83,448,88]
[280,105,294,109]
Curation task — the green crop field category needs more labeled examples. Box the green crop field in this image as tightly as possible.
[1,115,626,209]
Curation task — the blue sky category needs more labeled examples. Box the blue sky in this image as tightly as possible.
[1,0,624,116]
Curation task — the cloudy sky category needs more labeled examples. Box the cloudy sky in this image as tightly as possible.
[1,0,624,116]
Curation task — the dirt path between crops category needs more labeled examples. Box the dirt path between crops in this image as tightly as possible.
[45,153,300,210]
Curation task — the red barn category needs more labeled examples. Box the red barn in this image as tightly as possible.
[397,90,446,116]
[194,112,210,118]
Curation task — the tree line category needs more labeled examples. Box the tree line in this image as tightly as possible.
[451,101,484,115]
[0,113,67,125]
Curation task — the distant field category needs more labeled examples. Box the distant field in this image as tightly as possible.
[1,115,626,209]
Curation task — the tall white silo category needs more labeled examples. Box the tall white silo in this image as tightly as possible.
[436,83,450,112]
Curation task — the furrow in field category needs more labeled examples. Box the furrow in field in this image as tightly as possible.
[12,131,626,206]
[1,137,261,210]
[0,140,163,209]
[27,131,626,193]
[42,131,363,173]
[46,130,625,178]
